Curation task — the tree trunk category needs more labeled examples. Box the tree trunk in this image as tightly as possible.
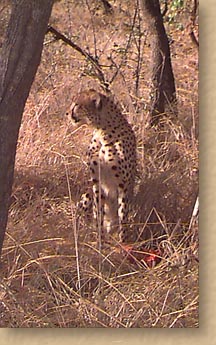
[0,0,54,257]
[139,0,177,125]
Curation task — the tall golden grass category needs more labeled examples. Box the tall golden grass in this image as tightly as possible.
[0,0,198,327]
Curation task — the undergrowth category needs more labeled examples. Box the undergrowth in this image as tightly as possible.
[0,0,198,328]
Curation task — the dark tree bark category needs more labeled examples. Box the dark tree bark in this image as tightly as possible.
[0,0,54,257]
[139,0,177,125]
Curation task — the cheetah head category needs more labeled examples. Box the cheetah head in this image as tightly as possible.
[67,89,104,127]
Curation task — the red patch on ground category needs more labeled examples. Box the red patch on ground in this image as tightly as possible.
[121,244,162,268]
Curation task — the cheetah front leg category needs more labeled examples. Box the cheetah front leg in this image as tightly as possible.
[117,187,129,243]
[92,182,106,240]
[88,143,106,240]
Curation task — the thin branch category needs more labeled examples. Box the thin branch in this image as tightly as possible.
[47,25,110,92]
[109,5,138,85]
[85,0,98,59]
[134,0,143,97]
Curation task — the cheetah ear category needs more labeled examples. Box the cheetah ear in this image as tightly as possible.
[91,93,103,111]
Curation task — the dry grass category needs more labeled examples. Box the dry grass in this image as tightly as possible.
[0,0,198,327]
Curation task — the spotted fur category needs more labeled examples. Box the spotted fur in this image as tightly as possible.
[68,89,136,242]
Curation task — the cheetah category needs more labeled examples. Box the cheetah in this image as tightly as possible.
[68,89,136,242]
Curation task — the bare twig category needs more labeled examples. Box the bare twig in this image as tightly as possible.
[47,25,110,92]
[85,0,98,59]
[134,0,143,97]
[109,5,138,85]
